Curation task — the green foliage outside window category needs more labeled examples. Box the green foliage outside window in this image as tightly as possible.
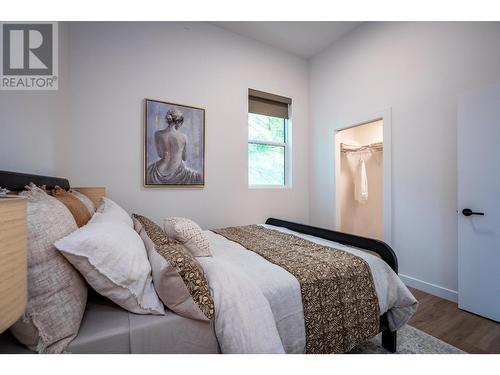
[248,114,286,186]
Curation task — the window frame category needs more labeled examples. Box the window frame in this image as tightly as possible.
[247,114,291,189]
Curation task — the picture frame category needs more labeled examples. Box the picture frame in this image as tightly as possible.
[144,98,205,187]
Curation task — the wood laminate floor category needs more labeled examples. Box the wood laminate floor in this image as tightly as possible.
[407,287,500,353]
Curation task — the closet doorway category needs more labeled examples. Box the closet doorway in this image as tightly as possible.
[334,114,391,243]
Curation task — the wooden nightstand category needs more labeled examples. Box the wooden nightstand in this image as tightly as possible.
[0,196,27,333]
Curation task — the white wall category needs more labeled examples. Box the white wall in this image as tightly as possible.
[0,23,70,176]
[65,22,310,229]
[309,22,500,300]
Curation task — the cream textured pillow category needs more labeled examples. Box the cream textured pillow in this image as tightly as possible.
[70,190,95,215]
[92,197,133,227]
[133,214,214,321]
[54,220,165,315]
[9,189,87,354]
[163,217,212,257]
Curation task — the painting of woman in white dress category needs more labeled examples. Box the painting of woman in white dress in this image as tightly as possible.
[145,99,205,186]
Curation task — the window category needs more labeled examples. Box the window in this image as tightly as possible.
[248,114,288,186]
[248,89,291,187]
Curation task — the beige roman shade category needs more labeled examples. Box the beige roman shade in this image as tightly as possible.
[248,89,292,119]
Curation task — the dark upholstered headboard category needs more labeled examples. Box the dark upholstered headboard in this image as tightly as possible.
[0,170,70,192]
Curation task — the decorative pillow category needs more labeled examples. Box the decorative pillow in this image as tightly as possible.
[163,217,212,257]
[70,189,95,215]
[91,197,133,227]
[54,220,165,316]
[9,189,87,354]
[133,214,214,321]
[51,186,92,227]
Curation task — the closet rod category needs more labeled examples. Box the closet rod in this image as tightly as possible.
[340,142,383,153]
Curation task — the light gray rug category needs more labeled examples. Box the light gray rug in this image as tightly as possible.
[349,325,466,354]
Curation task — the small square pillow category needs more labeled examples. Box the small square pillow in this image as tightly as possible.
[9,188,87,354]
[91,197,133,227]
[69,189,96,215]
[133,214,214,321]
[51,186,92,227]
[163,217,212,257]
[54,220,165,315]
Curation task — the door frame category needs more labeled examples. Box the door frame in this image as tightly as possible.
[333,108,392,244]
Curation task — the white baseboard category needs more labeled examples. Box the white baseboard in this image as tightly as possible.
[399,274,458,303]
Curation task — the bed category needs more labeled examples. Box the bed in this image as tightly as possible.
[0,170,417,354]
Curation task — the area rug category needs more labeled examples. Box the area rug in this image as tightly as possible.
[349,325,466,354]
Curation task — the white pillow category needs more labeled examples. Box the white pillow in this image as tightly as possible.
[54,221,165,315]
[91,197,133,227]
[164,217,212,257]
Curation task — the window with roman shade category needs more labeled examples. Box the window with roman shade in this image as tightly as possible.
[248,89,292,187]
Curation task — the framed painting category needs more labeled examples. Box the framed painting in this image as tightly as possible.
[144,99,205,187]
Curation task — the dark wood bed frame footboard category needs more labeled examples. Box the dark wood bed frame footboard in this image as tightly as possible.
[266,217,398,353]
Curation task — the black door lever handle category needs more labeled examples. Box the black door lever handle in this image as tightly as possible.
[462,208,484,217]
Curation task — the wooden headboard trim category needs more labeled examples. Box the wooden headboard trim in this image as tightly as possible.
[73,187,106,208]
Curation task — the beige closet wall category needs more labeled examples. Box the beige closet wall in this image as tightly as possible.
[338,121,383,239]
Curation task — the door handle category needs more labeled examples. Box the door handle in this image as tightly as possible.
[462,208,484,217]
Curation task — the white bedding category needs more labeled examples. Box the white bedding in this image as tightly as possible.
[197,224,418,354]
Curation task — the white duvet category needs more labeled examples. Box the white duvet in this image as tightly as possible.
[197,224,418,354]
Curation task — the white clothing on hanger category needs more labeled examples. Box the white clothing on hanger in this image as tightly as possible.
[354,159,368,203]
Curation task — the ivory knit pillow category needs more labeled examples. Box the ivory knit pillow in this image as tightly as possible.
[163,217,212,257]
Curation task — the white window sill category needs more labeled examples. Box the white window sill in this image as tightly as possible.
[248,185,291,190]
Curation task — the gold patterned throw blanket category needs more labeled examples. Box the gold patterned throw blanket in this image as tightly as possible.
[213,225,380,354]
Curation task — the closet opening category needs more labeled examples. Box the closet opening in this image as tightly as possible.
[334,119,385,240]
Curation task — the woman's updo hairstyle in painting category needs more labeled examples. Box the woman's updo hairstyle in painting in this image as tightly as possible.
[165,109,184,129]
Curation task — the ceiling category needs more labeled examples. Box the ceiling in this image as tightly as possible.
[212,22,362,59]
